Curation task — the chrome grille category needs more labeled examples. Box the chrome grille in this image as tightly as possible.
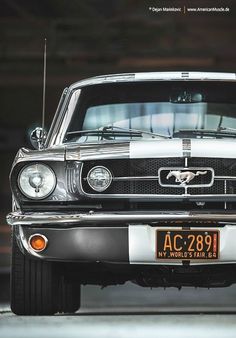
[81,158,236,197]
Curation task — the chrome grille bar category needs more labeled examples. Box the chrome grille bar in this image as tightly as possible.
[83,175,236,182]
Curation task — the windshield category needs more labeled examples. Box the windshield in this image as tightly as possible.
[64,81,236,142]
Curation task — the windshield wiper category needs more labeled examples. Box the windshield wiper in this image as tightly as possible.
[66,128,143,140]
[101,125,170,139]
[218,126,236,133]
[66,126,170,140]
[173,129,236,139]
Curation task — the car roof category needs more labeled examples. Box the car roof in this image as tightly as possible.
[70,71,236,90]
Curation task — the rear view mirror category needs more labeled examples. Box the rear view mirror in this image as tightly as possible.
[170,91,204,103]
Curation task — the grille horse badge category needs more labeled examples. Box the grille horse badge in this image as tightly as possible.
[166,170,207,186]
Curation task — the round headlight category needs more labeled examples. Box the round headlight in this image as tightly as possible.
[18,164,56,199]
[87,166,112,192]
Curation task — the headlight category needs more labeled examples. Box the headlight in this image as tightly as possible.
[18,164,56,199]
[87,166,112,192]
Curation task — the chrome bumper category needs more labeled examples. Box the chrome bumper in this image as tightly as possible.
[7,211,236,226]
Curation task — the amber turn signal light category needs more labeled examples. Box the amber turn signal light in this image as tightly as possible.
[29,234,48,252]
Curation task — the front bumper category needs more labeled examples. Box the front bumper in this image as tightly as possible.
[7,210,236,226]
[7,211,236,265]
[16,225,129,262]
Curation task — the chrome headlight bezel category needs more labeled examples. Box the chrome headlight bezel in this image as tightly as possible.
[87,166,112,192]
[17,163,57,200]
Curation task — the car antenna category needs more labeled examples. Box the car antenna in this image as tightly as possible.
[41,38,47,148]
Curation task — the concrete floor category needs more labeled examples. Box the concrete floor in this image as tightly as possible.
[1,280,236,338]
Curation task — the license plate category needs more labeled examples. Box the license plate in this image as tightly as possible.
[156,230,219,260]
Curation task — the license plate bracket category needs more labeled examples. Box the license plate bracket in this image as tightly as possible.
[156,230,219,260]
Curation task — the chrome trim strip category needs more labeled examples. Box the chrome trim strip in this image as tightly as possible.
[215,176,236,180]
[77,193,236,199]
[7,211,236,226]
[66,142,130,161]
[85,175,236,182]
[70,72,236,90]
[113,176,158,181]
[83,176,159,182]
[184,157,188,167]
[12,147,65,165]
[55,89,82,145]
[224,180,227,210]
[80,164,236,198]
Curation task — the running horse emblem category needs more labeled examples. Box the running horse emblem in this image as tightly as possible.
[166,170,207,185]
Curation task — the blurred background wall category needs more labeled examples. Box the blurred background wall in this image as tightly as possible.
[0,0,236,273]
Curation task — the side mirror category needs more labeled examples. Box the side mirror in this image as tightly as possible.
[30,127,47,149]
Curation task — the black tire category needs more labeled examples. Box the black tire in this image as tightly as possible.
[58,277,81,313]
[11,233,80,315]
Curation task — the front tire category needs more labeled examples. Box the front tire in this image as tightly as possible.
[11,233,80,315]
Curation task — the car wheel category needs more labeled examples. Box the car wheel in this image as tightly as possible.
[58,277,81,314]
[11,233,80,315]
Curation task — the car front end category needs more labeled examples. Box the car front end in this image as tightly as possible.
[7,71,236,314]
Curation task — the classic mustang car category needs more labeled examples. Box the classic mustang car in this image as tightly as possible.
[7,71,236,314]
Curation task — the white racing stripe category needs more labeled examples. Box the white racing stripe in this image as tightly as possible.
[191,139,236,158]
[129,138,236,159]
[130,139,182,158]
